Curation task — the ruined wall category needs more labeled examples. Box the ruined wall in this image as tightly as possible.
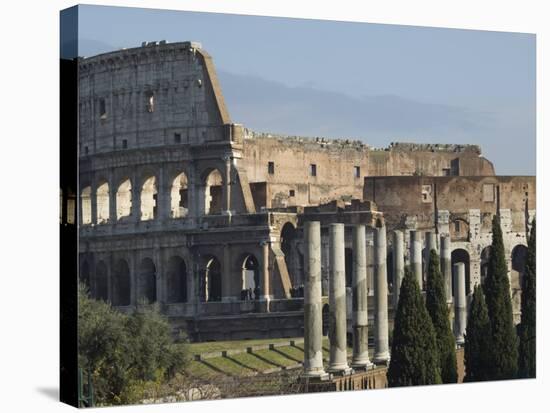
[78,41,231,156]
[241,134,495,209]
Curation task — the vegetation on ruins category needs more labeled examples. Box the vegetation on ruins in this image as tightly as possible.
[78,284,189,405]
[387,267,441,386]
[464,285,493,382]
[518,219,536,378]
[483,215,518,380]
[425,249,457,383]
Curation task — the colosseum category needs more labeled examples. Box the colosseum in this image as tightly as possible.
[72,40,535,341]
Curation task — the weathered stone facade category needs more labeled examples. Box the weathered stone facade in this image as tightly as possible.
[78,41,534,339]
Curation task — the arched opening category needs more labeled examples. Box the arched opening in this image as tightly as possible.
[204,169,223,215]
[138,258,157,304]
[241,254,260,300]
[81,186,92,225]
[202,256,222,302]
[170,172,189,218]
[166,256,187,303]
[95,261,108,301]
[345,248,353,288]
[96,182,110,224]
[66,187,76,225]
[452,249,471,295]
[281,222,297,285]
[80,260,90,288]
[511,244,528,290]
[112,259,131,306]
[116,179,132,220]
[140,176,157,221]
[480,246,492,286]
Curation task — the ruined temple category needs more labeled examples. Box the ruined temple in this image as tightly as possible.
[76,41,535,340]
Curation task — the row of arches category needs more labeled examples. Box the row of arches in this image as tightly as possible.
[80,168,224,224]
[79,252,265,306]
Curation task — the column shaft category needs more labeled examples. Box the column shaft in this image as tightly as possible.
[328,224,351,373]
[440,236,452,303]
[410,230,423,289]
[373,226,390,364]
[392,230,405,310]
[351,225,373,369]
[453,262,467,345]
[303,221,327,378]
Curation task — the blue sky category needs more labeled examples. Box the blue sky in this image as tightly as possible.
[75,5,536,175]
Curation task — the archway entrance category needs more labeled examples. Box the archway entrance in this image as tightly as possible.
[139,258,157,304]
[202,256,222,302]
[166,256,187,303]
[241,254,260,300]
[451,249,471,295]
[113,259,131,306]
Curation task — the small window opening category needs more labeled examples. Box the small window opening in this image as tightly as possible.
[454,220,461,233]
[268,161,275,175]
[310,164,317,177]
[99,98,107,119]
[146,92,155,113]
[122,139,128,149]
[354,166,361,178]
[174,133,181,143]
[289,189,295,197]
[84,146,89,155]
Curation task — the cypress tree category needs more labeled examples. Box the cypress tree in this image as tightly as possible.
[518,218,536,378]
[425,249,457,383]
[464,284,493,382]
[483,214,518,379]
[387,266,442,387]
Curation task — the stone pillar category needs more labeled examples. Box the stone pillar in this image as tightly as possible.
[453,262,467,345]
[440,235,453,304]
[303,221,328,379]
[109,180,117,224]
[424,231,437,282]
[328,224,352,374]
[90,184,98,226]
[373,226,390,364]
[131,174,141,222]
[261,241,271,310]
[351,225,373,369]
[410,230,423,289]
[392,230,405,310]
[223,153,232,215]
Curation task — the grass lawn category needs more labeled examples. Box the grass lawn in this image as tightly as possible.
[188,337,302,354]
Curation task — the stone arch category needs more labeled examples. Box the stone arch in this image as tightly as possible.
[170,172,189,218]
[511,244,528,290]
[452,248,471,295]
[480,245,492,286]
[81,186,92,225]
[202,168,223,215]
[280,222,297,285]
[95,260,109,301]
[80,260,90,288]
[96,181,110,224]
[112,259,131,306]
[116,179,132,220]
[138,257,157,303]
[166,256,187,303]
[140,176,157,221]
[202,255,222,302]
[240,254,260,300]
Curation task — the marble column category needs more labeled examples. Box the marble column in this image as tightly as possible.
[440,236,453,304]
[108,181,117,224]
[328,224,352,374]
[373,226,390,364]
[424,231,437,282]
[453,262,467,345]
[261,241,271,304]
[410,230,423,289]
[351,225,373,369]
[223,153,232,215]
[303,221,328,378]
[392,230,405,310]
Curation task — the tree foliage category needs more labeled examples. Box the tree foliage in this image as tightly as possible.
[518,218,536,378]
[483,215,518,380]
[78,284,189,405]
[425,249,457,383]
[387,267,442,386]
[464,285,493,382]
